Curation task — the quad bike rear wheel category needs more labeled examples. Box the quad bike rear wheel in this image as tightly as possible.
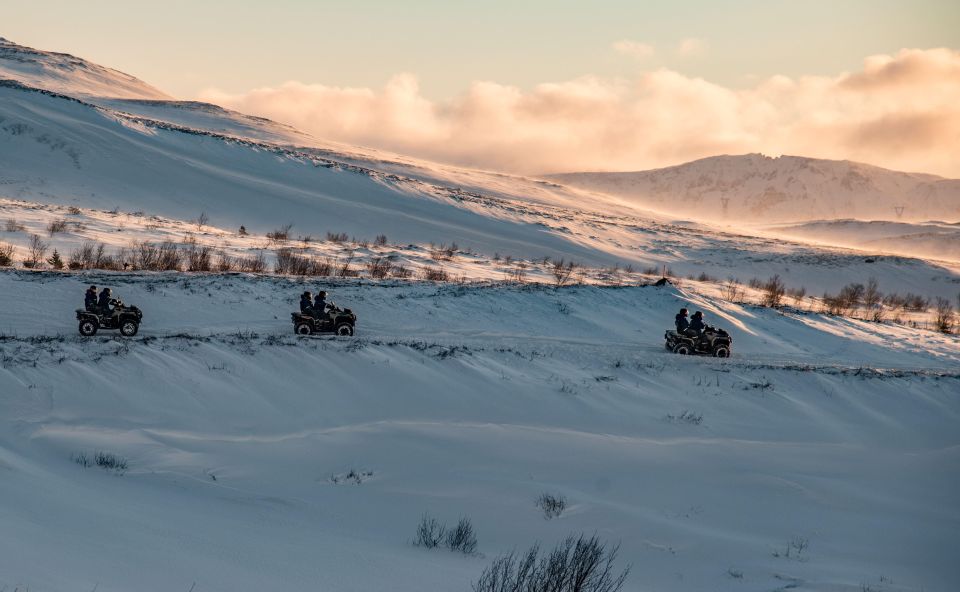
[295,323,313,336]
[672,342,692,355]
[335,323,354,336]
[120,321,139,337]
[79,319,98,336]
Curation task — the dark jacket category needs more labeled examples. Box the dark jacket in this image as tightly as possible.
[85,289,98,311]
[689,315,705,333]
[675,313,689,332]
[300,295,313,314]
[314,296,327,314]
[97,290,113,313]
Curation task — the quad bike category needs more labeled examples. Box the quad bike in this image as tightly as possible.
[76,301,143,337]
[291,304,356,336]
[664,326,732,358]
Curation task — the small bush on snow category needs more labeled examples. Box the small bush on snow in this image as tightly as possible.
[472,534,630,592]
[413,513,446,549]
[536,492,567,519]
[445,517,478,554]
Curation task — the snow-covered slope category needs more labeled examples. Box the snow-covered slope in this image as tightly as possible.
[0,38,170,100]
[0,271,957,592]
[550,154,960,223]
[768,219,960,263]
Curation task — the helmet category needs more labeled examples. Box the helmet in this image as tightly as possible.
[89,285,97,290]
[679,308,688,315]
[303,291,312,298]
[692,311,703,318]
[317,291,327,297]
[104,288,112,294]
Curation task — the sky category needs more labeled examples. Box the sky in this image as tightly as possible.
[6,0,960,175]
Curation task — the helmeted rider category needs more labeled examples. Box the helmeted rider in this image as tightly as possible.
[300,291,314,314]
[97,288,121,320]
[675,308,689,333]
[85,285,98,312]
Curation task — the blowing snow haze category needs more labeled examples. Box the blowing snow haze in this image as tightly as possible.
[0,15,959,592]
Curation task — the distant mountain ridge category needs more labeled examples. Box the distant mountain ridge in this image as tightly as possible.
[549,154,960,223]
[0,37,170,99]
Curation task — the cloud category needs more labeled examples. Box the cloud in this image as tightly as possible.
[200,48,960,177]
[612,40,655,60]
[677,37,707,57]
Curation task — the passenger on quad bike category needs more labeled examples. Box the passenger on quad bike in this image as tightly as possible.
[675,308,689,333]
[300,291,314,314]
[84,285,98,312]
[688,310,705,336]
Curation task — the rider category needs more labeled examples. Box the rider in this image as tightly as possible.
[675,308,689,333]
[313,290,329,320]
[688,311,706,339]
[97,288,121,320]
[85,285,98,312]
[300,291,314,314]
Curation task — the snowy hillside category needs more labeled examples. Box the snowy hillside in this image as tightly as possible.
[550,154,960,223]
[1,271,958,592]
[0,38,170,100]
[769,219,960,263]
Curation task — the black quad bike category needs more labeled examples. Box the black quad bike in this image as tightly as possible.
[76,301,143,337]
[291,304,356,336]
[664,326,732,358]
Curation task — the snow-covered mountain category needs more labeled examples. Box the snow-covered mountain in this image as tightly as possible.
[0,37,170,100]
[550,154,960,223]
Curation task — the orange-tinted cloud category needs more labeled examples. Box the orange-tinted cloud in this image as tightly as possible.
[200,48,960,177]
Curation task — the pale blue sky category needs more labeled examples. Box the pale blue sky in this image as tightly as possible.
[6,0,959,98]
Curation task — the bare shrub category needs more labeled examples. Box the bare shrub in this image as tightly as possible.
[696,271,715,282]
[4,218,26,232]
[536,492,567,519]
[313,257,334,276]
[762,275,785,307]
[374,234,388,246]
[214,250,234,272]
[472,534,630,592]
[47,219,69,235]
[237,251,267,273]
[337,251,358,277]
[0,242,14,266]
[863,277,882,309]
[508,262,528,282]
[366,257,392,279]
[413,514,446,549]
[67,206,82,215]
[183,238,213,272]
[391,264,412,279]
[195,211,209,231]
[422,266,449,281]
[552,259,577,286]
[747,277,763,290]
[787,286,807,307]
[238,225,248,236]
[267,223,294,243]
[721,278,745,302]
[275,248,314,275]
[95,451,128,473]
[934,297,955,334]
[903,293,929,312]
[445,517,478,554]
[326,231,349,243]
[838,282,865,312]
[156,241,183,271]
[23,234,49,268]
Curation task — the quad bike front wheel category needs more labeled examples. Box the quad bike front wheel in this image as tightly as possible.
[120,321,139,337]
[335,323,354,337]
[713,345,730,358]
[672,342,692,355]
[295,323,313,335]
[79,319,98,336]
